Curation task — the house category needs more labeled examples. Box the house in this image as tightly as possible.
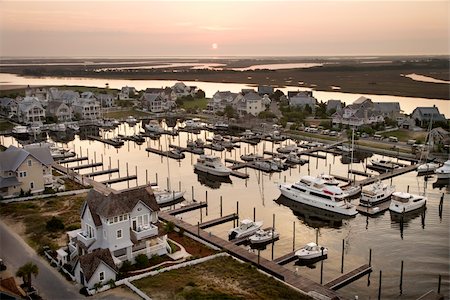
[0,98,19,118]
[141,93,164,112]
[118,86,136,100]
[25,86,47,103]
[234,92,266,116]
[72,96,101,120]
[17,96,46,124]
[47,88,80,105]
[372,102,401,118]
[411,106,446,126]
[46,101,72,122]
[96,94,115,108]
[332,96,384,128]
[207,91,238,113]
[0,145,54,198]
[326,100,343,113]
[172,82,196,98]
[258,85,274,95]
[0,277,27,299]
[63,186,169,289]
[289,91,317,113]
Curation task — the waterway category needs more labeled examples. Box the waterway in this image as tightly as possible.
[1,121,448,299]
[0,73,448,116]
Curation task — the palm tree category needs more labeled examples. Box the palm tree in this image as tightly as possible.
[16,262,39,290]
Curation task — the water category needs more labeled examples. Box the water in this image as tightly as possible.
[0,73,448,115]
[230,62,324,71]
[1,122,448,298]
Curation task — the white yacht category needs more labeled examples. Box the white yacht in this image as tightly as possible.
[389,191,427,213]
[145,122,165,133]
[278,175,358,216]
[67,123,80,132]
[184,118,203,129]
[228,219,263,240]
[295,242,328,260]
[249,229,279,245]
[50,123,66,132]
[126,116,137,125]
[12,125,29,135]
[194,155,232,177]
[417,162,440,175]
[151,187,185,205]
[370,158,400,171]
[318,174,340,186]
[360,181,395,207]
[240,153,264,162]
[435,160,450,180]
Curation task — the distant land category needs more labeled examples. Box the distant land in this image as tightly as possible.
[1,56,449,100]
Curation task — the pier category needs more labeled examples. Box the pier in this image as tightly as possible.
[348,169,372,177]
[199,213,239,229]
[145,147,185,159]
[324,264,372,290]
[101,175,137,185]
[87,135,124,147]
[86,168,119,177]
[59,156,88,164]
[273,251,299,265]
[167,202,208,215]
[355,164,418,187]
[71,162,103,170]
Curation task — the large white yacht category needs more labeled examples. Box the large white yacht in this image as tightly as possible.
[360,180,395,207]
[194,155,232,177]
[389,191,427,213]
[228,219,263,240]
[435,160,450,180]
[278,175,357,216]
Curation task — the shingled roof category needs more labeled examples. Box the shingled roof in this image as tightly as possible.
[84,185,159,226]
[78,249,118,282]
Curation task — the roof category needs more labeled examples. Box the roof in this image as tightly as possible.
[353,96,371,104]
[244,92,262,101]
[78,249,118,281]
[142,93,162,102]
[372,102,400,113]
[18,97,43,112]
[84,185,159,226]
[0,145,53,172]
[0,176,20,188]
[145,88,164,94]
[412,107,446,121]
[0,277,27,298]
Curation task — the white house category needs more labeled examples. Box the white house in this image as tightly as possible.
[411,106,446,126]
[72,94,101,120]
[0,98,19,118]
[63,186,169,289]
[46,101,72,122]
[207,91,239,113]
[332,96,384,128]
[172,82,196,98]
[289,91,317,113]
[17,96,46,124]
[74,248,118,290]
[96,94,115,108]
[234,92,266,116]
[118,86,136,100]
[47,88,80,106]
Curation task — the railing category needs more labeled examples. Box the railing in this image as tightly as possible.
[130,224,158,241]
[77,232,95,246]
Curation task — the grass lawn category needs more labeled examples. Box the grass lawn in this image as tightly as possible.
[103,109,151,119]
[379,129,427,143]
[181,98,209,110]
[133,256,311,300]
[58,85,119,94]
[0,120,14,131]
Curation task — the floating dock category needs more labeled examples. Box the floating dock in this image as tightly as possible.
[167,202,208,215]
[356,164,418,187]
[273,251,299,265]
[199,213,239,229]
[86,168,119,177]
[71,162,103,170]
[324,264,372,290]
[59,156,88,164]
[348,169,372,177]
[145,147,185,159]
[101,175,137,185]
[87,135,124,147]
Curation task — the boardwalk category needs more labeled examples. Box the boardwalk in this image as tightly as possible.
[159,211,341,299]
[355,164,418,187]
[324,264,372,290]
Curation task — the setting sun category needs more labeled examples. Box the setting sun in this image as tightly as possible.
[212,43,218,50]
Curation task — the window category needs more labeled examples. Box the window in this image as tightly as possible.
[19,171,27,178]
[28,159,32,167]
[117,229,122,239]
[30,182,34,189]
[86,224,95,238]
[99,271,104,281]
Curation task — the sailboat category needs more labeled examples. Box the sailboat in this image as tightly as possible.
[342,127,362,198]
[417,116,440,175]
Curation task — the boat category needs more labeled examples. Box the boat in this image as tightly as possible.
[240,153,264,162]
[125,116,137,125]
[228,219,263,240]
[221,140,237,150]
[278,175,358,216]
[276,144,298,154]
[210,142,225,151]
[67,124,80,132]
[435,160,450,180]
[336,145,353,152]
[359,180,395,207]
[253,160,274,172]
[295,242,328,260]
[417,162,440,176]
[212,134,224,142]
[145,122,165,133]
[285,152,308,165]
[194,155,231,177]
[12,125,28,135]
[50,123,66,132]
[370,158,400,171]
[169,149,185,159]
[151,186,185,205]
[194,169,232,189]
[249,229,279,245]
[269,158,288,171]
[318,174,339,186]
[184,119,203,129]
[389,191,427,213]
[214,121,229,130]
[27,124,42,135]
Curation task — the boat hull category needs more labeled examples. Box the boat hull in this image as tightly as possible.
[389,199,426,214]
[194,164,231,177]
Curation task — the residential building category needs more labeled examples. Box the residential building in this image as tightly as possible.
[326,100,343,113]
[46,101,72,122]
[62,186,169,289]
[332,96,384,128]
[289,91,317,113]
[47,88,80,106]
[234,92,266,116]
[207,91,238,113]
[72,96,101,120]
[118,86,136,100]
[0,145,54,198]
[411,106,447,126]
[17,96,46,124]
[0,98,19,118]
[96,94,115,108]
[372,102,401,118]
[258,85,274,95]
[141,93,164,112]
[172,82,196,98]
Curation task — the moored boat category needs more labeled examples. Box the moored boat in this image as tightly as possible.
[126,116,137,125]
[194,155,231,177]
[249,229,279,245]
[417,162,440,175]
[389,191,427,213]
[360,180,395,207]
[370,158,401,171]
[295,242,328,260]
[152,187,185,205]
[435,160,450,180]
[228,219,263,240]
[240,153,264,162]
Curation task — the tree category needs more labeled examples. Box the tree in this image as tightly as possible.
[16,262,39,290]
[195,89,205,99]
[46,216,65,232]
[224,105,237,119]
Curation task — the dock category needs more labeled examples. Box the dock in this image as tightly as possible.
[356,201,391,215]
[71,162,103,170]
[348,169,372,177]
[199,213,239,229]
[169,144,204,155]
[417,291,445,300]
[59,156,88,164]
[101,175,137,185]
[324,264,372,290]
[87,135,124,147]
[145,147,185,159]
[232,227,275,245]
[273,251,299,265]
[330,174,353,183]
[86,168,119,177]
[167,202,208,215]
[355,164,418,187]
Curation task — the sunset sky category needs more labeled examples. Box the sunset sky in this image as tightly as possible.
[0,0,448,57]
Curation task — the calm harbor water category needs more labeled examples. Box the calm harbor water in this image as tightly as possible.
[1,121,449,299]
[1,72,449,115]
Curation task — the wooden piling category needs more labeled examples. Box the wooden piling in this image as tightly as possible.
[438,274,441,294]
[192,186,194,201]
[253,207,256,222]
[341,239,345,273]
[369,248,372,267]
[399,260,404,295]
[378,270,382,300]
[206,191,208,216]
[293,221,296,251]
[220,196,223,217]
[320,247,325,284]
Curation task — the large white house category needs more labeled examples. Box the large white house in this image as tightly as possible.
[17,96,46,124]
[234,92,268,116]
[62,186,169,289]
[207,91,239,113]
[72,93,101,120]
[332,96,384,128]
[46,101,72,122]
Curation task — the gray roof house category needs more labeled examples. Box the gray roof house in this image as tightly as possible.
[47,88,80,105]
[234,92,266,116]
[0,145,54,198]
[289,91,317,112]
[411,106,446,126]
[141,93,165,112]
[0,98,19,117]
[74,248,118,290]
[96,93,115,108]
[46,101,72,122]
[332,97,384,128]
[207,91,239,113]
[372,102,401,118]
[326,100,343,113]
[17,96,45,124]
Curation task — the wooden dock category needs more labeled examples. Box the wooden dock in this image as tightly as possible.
[273,251,299,265]
[417,290,445,300]
[167,202,208,215]
[71,162,103,170]
[232,227,274,245]
[101,175,137,185]
[145,147,185,159]
[348,169,372,177]
[86,168,119,177]
[87,135,124,147]
[330,174,353,183]
[158,212,340,299]
[59,156,88,164]
[355,164,418,187]
[324,264,372,290]
[199,213,239,229]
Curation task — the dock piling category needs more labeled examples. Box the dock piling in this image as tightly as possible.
[156,173,158,185]
[253,207,256,222]
[191,186,194,201]
[341,239,345,273]
[220,196,223,217]
[399,260,404,295]
[206,191,208,216]
[236,201,239,224]
[293,221,296,251]
[320,247,324,284]
[438,274,441,294]
[369,248,372,267]
[378,270,382,300]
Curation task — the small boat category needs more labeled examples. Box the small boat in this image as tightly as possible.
[253,160,273,172]
[417,162,440,176]
[50,123,66,132]
[27,124,42,135]
[152,187,185,205]
[194,155,231,177]
[169,149,185,159]
[285,152,308,165]
[269,158,288,171]
[249,229,279,245]
[435,160,450,180]
[145,122,165,134]
[240,153,264,162]
[318,174,339,186]
[336,145,353,152]
[389,191,427,213]
[360,180,395,207]
[212,134,224,142]
[228,219,263,240]
[126,116,137,125]
[184,119,203,129]
[276,144,298,154]
[67,124,80,132]
[214,121,229,130]
[295,242,328,260]
[370,158,401,171]
[210,142,225,151]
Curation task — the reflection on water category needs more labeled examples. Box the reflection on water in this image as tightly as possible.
[274,195,353,229]
[48,130,75,143]
[231,63,324,71]
[194,169,233,189]
[390,207,427,239]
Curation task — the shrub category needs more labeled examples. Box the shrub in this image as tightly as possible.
[46,217,65,232]
[135,254,149,269]
[120,260,132,273]
[65,223,81,231]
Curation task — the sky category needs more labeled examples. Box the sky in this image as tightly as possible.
[0,0,449,57]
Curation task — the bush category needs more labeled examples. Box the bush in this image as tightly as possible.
[46,217,65,232]
[65,223,81,231]
[135,254,149,269]
[120,260,133,273]
[79,287,89,296]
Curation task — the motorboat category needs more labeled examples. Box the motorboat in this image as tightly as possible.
[240,153,264,162]
[336,145,353,152]
[151,186,185,205]
[145,122,165,134]
[389,191,427,214]
[126,116,137,125]
[370,158,401,171]
[67,123,80,132]
[194,155,231,177]
[27,124,42,135]
[194,169,232,189]
[214,121,229,130]
[50,123,66,132]
[341,184,362,199]
[276,144,298,154]
[318,174,339,186]
[269,158,288,171]
[228,219,263,240]
[285,152,308,165]
[212,134,224,142]
[168,149,185,159]
[295,242,328,260]
[417,162,440,176]
[221,140,237,150]
[278,175,358,216]
[249,229,279,245]
[360,180,395,207]
[210,142,225,151]
[435,160,450,180]
[253,160,274,172]
[12,125,28,135]
[184,119,203,129]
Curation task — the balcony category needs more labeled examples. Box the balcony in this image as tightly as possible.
[130,224,158,241]
[77,232,95,247]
